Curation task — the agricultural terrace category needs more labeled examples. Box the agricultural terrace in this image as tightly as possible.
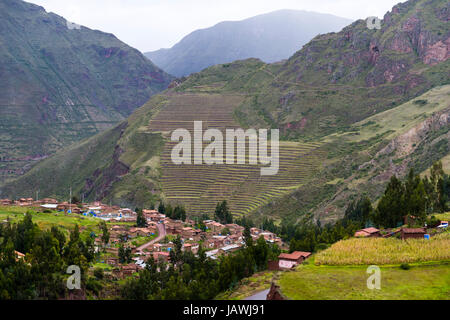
[314,236,450,265]
[148,93,326,216]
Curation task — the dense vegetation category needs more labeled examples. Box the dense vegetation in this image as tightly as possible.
[374,162,449,228]
[282,161,449,253]
[120,231,280,299]
[0,214,95,299]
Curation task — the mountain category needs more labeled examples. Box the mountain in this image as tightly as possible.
[144,10,352,77]
[2,0,449,224]
[0,0,173,181]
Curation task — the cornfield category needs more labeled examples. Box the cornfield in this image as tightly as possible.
[315,237,450,265]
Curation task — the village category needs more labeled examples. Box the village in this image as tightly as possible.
[0,197,287,279]
[2,196,448,279]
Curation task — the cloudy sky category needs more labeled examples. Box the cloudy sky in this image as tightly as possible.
[27,0,406,52]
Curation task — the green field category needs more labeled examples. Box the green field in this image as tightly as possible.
[434,212,450,221]
[0,206,134,238]
[325,85,450,144]
[278,262,450,300]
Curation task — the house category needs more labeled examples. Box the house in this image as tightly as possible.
[147,212,166,222]
[259,232,276,242]
[354,227,381,238]
[212,235,229,248]
[40,204,58,210]
[165,219,184,234]
[153,251,170,263]
[14,251,25,261]
[225,223,245,234]
[278,251,311,269]
[181,227,197,239]
[70,207,81,214]
[41,198,58,204]
[437,221,448,229]
[401,227,426,240]
[218,244,241,255]
[106,257,118,266]
[121,264,138,276]
[206,249,219,260]
[129,227,155,237]
[205,221,224,233]
[0,199,13,206]
[119,208,133,215]
[17,198,33,206]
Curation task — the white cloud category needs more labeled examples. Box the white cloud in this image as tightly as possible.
[26,0,406,52]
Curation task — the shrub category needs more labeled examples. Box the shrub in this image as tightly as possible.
[86,278,103,295]
[94,268,104,280]
[400,263,411,270]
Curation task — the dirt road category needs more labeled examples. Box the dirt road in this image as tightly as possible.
[136,222,166,252]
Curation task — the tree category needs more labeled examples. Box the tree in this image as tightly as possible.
[119,244,132,264]
[243,225,253,248]
[373,176,405,228]
[99,221,110,251]
[343,196,373,227]
[71,196,80,204]
[158,202,166,214]
[215,201,232,224]
[136,208,147,227]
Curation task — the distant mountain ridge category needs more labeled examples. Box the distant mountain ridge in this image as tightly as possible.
[0,0,173,180]
[145,10,352,77]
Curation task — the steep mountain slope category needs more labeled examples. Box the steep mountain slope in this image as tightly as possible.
[0,0,173,180]
[2,0,449,224]
[144,10,352,77]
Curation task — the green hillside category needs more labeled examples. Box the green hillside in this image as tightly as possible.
[1,0,449,224]
[0,0,173,181]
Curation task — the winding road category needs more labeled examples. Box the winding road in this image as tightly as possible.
[136,223,166,252]
[244,289,270,300]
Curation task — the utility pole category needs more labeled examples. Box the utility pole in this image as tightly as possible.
[69,187,72,213]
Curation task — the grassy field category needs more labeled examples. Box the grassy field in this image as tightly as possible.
[0,205,134,238]
[278,262,450,300]
[314,237,450,265]
[433,212,450,221]
[322,85,450,144]
[215,271,274,300]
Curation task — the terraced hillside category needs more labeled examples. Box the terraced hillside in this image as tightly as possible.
[2,0,448,223]
[0,0,172,180]
[146,93,324,216]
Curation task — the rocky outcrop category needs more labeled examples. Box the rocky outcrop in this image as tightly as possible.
[266,282,286,300]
